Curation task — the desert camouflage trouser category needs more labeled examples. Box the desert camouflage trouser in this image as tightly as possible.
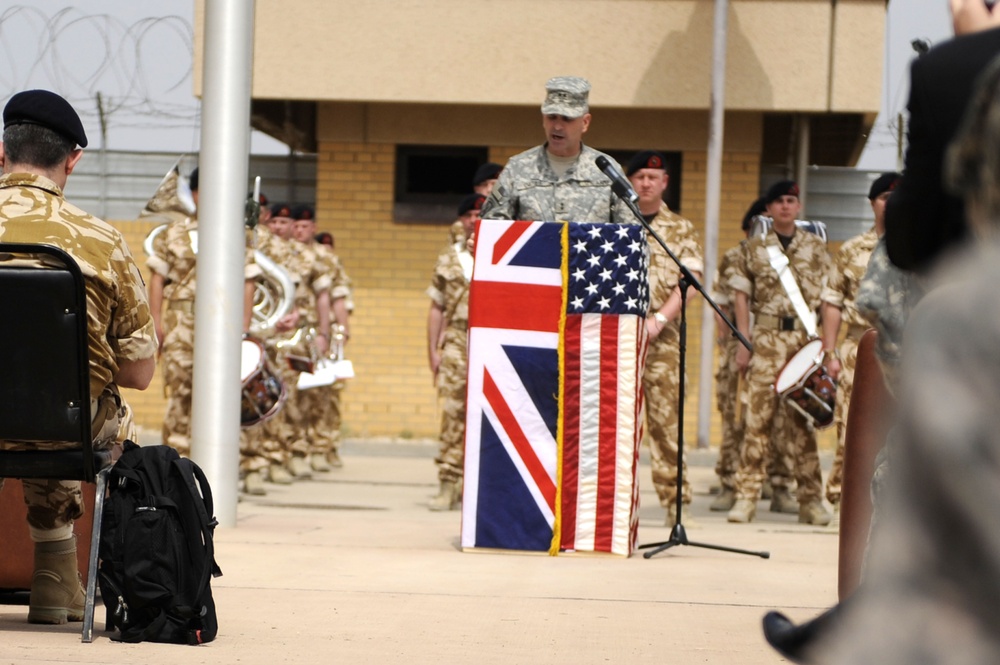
[240,424,278,472]
[161,308,194,456]
[435,327,468,483]
[0,387,124,535]
[715,337,794,491]
[260,340,309,465]
[734,328,823,504]
[313,383,343,456]
[825,333,862,504]
[643,323,692,506]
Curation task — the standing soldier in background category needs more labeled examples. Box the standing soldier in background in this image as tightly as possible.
[481,76,634,225]
[727,180,832,526]
[625,150,704,527]
[819,172,900,528]
[426,193,483,511]
[450,162,502,243]
[147,167,260,457]
[0,89,157,624]
[291,205,352,470]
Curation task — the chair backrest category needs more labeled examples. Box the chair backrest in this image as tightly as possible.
[0,242,96,481]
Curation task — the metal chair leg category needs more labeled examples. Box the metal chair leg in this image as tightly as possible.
[81,467,109,643]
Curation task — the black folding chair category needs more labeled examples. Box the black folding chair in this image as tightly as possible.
[0,242,113,642]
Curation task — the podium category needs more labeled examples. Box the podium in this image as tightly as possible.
[461,220,648,557]
[0,480,96,591]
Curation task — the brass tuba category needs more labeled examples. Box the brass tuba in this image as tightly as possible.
[140,165,296,336]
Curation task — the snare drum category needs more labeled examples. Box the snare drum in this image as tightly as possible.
[240,337,286,427]
[773,338,837,429]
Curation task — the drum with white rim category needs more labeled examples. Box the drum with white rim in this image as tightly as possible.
[773,338,837,429]
[240,337,286,427]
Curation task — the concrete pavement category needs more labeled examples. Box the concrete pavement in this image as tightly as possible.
[0,441,839,664]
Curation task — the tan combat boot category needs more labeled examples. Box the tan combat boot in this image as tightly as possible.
[288,455,313,480]
[243,470,267,496]
[799,500,832,526]
[769,488,799,514]
[666,502,698,528]
[727,499,757,523]
[268,463,294,485]
[428,480,460,511]
[827,501,841,531]
[709,488,736,512]
[327,450,344,468]
[310,453,333,473]
[28,537,85,624]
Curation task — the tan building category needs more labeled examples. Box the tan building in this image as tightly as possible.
[127,0,883,442]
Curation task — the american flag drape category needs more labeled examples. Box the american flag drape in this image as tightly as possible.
[461,219,649,556]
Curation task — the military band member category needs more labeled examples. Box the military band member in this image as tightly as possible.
[426,193,483,510]
[480,76,634,225]
[727,180,833,525]
[0,89,157,624]
[626,150,704,526]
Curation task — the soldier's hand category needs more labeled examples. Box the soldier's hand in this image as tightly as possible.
[429,350,442,382]
[275,309,300,332]
[825,356,842,382]
[315,334,330,356]
[736,345,751,375]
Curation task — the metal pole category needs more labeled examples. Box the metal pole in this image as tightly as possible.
[696,0,729,448]
[191,0,256,527]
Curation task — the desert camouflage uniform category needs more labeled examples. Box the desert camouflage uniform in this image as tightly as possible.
[713,243,745,491]
[0,172,156,536]
[147,215,260,457]
[821,229,878,504]
[303,243,352,462]
[643,204,703,507]
[427,239,473,483]
[728,229,831,504]
[481,144,635,224]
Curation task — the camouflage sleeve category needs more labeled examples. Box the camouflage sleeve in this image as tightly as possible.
[820,245,849,308]
[328,253,352,301]
[145,223,170,277]
[676,218,704,275]
[480,171,516,220]
[610,195,637,226]
[728,241,753,297]
[243,244,263,281]
[426,247,450,307]
[110,238,157,362]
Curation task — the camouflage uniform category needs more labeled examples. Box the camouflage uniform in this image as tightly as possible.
[480,144,635,224]
[0,172,156,537]
[820,229,878,505]
[427,239,473,483]
[643,204,703,507]
[713,243,745,491]
[728,230,831,505]
[147,215,261,456]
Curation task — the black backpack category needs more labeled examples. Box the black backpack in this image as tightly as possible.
[98,441,222,644]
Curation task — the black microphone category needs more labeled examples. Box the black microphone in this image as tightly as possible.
[595,155,639,206]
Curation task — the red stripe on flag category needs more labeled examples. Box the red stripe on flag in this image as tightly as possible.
[491,220,534,264]
[468,281,562,332]
[594,316,620,552]
[560,314,582,551]
[483,368,557,512]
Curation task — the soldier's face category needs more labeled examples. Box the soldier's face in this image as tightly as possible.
[474,179,498,197]
[292,220,316,243]
[871,191,891,236]
[543,113,591,158]
[628,168,668,208]
[766,195,800,225]
[268,216,293,239]
[460,209,481,238]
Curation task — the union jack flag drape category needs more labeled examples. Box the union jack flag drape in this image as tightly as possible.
[461,219,649,556]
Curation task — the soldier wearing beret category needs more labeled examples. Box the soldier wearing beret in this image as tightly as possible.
[726,180,833,525]
[818,172,900,528]
[0,89,157,624]
[426,193,484,510]
[480,76,634,225]
[473,162,502,197]
[625,150,705,526]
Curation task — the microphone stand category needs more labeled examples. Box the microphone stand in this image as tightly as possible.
[609,181,768,560]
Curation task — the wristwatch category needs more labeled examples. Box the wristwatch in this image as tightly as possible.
[653,312,669,326]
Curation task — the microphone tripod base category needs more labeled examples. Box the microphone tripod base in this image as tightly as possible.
[638,523,771,559]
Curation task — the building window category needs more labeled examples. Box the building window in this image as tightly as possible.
[602,149,683,214]
[394,145,488,223]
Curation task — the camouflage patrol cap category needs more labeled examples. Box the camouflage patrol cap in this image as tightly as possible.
[541,76,590,118]
[3,89,88,148]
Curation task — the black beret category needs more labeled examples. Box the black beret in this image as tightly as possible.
[3,89,88,148]
[189,167,199,192]
[741,197,768,232]
[473,162,502,186]
[626,150,668,177]
[270,203,293,219]
[248,190,270,207]
[868,171,901,200]
[457,193,486,217]
[291,204,315,221]
[764,180,800,204]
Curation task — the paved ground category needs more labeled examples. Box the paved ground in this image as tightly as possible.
[0,441,839,664]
